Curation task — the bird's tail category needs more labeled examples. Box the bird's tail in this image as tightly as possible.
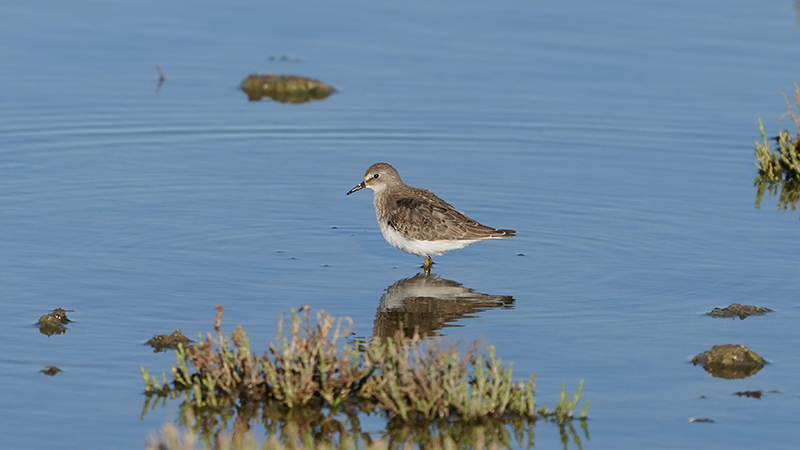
[492,228,516,238]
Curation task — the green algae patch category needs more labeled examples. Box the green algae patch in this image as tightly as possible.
[37,308,72,336]
[241,73,336,103]
[145,329,193,353]
[692,344,766,379]
[708,303,772,320]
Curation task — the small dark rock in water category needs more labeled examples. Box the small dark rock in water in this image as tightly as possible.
[692,344,766,379]
[37,308,72,336]
[146,329,192,353]
[688,417,715,423]
[41,366,62,376]
[240,73,336,103]
[268,55,301,62]
[155,66,166,91]
[734,390,763,399]
[709,303,772,320]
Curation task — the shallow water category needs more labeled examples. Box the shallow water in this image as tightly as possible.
[2,0,800,448]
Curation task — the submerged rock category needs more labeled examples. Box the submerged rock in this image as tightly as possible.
[692,344,765,379]
[241,73,336,103]
[709,303,771,320]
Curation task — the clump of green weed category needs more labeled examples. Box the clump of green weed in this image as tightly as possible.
[142,306,588,425]
[142,306,370,410]
[755,84,800,180]
[754,84,800,215]
[754,119,788,180]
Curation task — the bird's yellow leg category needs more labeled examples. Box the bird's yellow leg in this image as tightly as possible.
[422,256,433,272]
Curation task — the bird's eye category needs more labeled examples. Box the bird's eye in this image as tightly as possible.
[373,173,380,179]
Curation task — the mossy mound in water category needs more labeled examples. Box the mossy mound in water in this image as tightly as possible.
[241,73,336,103]
[708,303,772,320]
[693,344,766,379]
[41,366,62,376]
[37,308,71,336]
[146,329,192,353]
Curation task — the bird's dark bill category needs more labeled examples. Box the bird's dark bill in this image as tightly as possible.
[347,182,366,195]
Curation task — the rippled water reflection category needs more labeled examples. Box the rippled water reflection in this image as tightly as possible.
[372,272,515,338]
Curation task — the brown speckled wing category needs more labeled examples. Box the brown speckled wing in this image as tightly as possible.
[386,189,515,241]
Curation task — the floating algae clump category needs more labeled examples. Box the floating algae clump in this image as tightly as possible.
[240,73,336,103]
[693,344,766,379]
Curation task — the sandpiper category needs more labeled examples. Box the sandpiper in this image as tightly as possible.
[347,162,515,271]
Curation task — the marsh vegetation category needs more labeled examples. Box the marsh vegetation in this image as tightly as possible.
[142,307,589,449]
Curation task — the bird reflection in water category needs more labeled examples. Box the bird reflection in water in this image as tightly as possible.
[373,272,514,338]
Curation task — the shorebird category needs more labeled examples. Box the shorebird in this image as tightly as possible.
[347,162,515,271]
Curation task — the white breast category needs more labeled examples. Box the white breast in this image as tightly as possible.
[377,220,479,257]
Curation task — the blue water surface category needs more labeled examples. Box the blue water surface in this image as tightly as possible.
[1,1,800,449]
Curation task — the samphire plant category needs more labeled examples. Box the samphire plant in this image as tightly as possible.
[142,306,588,425]
[755,83,800,181]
